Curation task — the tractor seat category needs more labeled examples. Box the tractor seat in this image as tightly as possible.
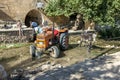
[54,29,59,36]
[46,29,59,36]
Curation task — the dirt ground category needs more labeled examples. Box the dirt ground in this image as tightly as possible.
[1,35,120,75]
[0,44,88,73]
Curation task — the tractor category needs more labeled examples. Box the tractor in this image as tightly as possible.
[30,26,69,58]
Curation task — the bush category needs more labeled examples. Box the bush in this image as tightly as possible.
[96,25,120,39]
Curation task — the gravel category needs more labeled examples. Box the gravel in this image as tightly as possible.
[9,51,120,80]
[31,51,120,80]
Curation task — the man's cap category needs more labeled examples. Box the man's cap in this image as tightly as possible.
[31,22,38,27]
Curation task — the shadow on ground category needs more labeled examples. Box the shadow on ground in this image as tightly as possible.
[32,51,120,80]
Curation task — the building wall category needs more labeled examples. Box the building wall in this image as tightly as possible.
[0,0,37,22]
[0,0,69,26]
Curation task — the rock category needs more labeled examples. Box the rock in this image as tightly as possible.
[41,63,63,71]
[41,64,51,71]
[53,64,63,69]
[67,58,71,62]
[0,65,7,79]
[27,67,31,70]
[70,73,83,80]
[77,40,81,44]
[51,62,56,66]
[6,44,14,48]
[46,61,51,64]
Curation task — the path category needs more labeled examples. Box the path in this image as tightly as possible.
[30,51,120,80]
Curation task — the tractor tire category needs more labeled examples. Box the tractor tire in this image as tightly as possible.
[35,50,42,58]
[30,45,36,58]
[60,33,69,50]
[49,46,60,58]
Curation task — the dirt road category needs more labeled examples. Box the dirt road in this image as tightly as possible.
[1,35,120,79]
[31,51,120,80]
[0,43,89,74]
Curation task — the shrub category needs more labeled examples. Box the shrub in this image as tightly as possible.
[96,25,120,39]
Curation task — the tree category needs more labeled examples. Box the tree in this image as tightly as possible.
[44,0,120,26]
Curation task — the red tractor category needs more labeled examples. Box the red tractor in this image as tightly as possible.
[30,26,69,58]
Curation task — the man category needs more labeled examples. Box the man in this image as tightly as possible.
[17,20,23,38]
[31,22,43,41]
[0,65,7,80]
[73,14,85,31]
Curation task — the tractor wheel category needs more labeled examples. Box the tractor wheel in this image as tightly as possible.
[49,46,60,58]
[60,33,69,50]
[35,50,43,58]
[30,45,36,58]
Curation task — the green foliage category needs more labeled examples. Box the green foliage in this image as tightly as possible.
[44,0,65,16]
[0,43,30,50]
[97,25,120,39]
[44,0,120,27]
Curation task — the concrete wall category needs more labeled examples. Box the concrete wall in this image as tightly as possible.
[0,0,37,22]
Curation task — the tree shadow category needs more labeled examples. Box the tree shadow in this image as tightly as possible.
[58,51,66,58]
[54,43,79,58]
[12,56,50,68]
[32,52,120,80]
[0,56,19,72]
[92,45,105,51]
[0,55,19,63]
[68,44,79,50]
[4,43,119,80]
[92,47,114,60]
[2,55,50,75]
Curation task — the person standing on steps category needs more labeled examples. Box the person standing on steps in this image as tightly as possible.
[17,20,23,39]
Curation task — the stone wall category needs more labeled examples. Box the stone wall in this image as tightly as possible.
[0,28,33,43]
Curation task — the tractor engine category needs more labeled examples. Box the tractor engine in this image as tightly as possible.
[35,31,53,49]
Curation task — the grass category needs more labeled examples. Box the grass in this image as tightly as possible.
[69,35,120,58]
[0,43,31,62]
[89,39,120,59]
[0,55,19,62]
[0,43,31,50]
